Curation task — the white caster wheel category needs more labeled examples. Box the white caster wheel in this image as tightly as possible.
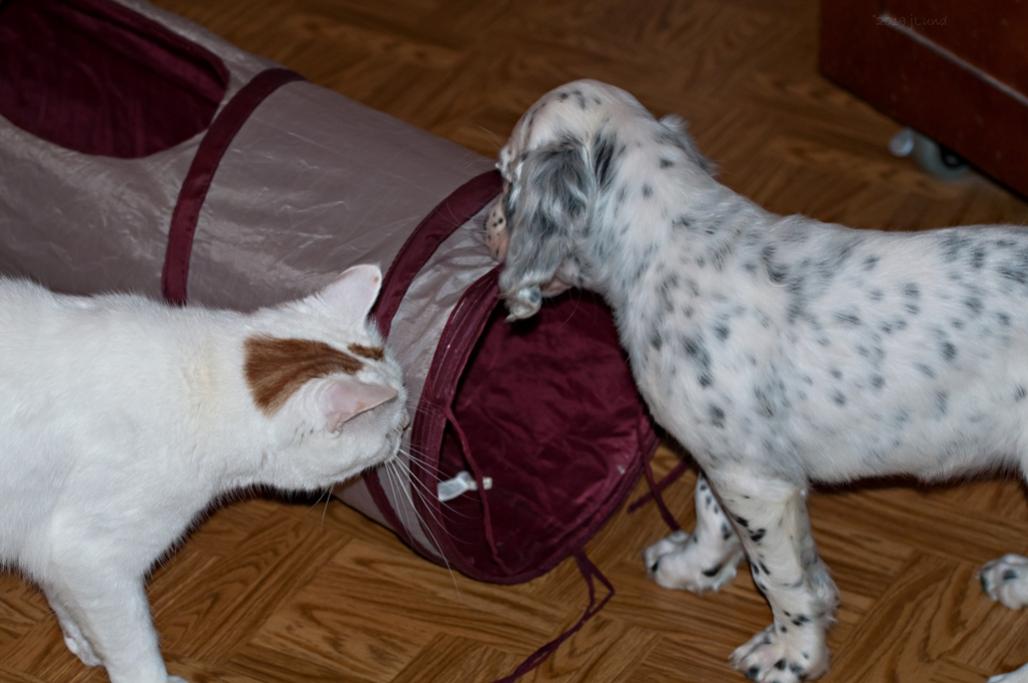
[889,128,968,181]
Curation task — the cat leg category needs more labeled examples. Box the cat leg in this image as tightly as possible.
[709,470,838,682]
[46,565,184,683]
[645,473,744,592]
[42,585,101,667]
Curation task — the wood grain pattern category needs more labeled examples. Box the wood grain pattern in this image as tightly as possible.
[3,0,1028,681]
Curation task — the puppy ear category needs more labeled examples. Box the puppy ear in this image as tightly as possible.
[658,114,717,176]
[498,139,592,320]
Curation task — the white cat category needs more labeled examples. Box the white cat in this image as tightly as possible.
[0,264,406,683]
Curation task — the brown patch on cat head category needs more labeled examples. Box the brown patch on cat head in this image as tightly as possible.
[348,343,385,361]
[245,336,363,414]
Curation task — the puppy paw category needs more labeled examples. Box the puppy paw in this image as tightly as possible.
[730,625,828,682]
[644,530,742,593]
[988,663,1028,683]
[981,555,1028,609]
[503,286,542,321]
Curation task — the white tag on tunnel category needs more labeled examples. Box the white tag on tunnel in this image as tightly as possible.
[437,470,494,502]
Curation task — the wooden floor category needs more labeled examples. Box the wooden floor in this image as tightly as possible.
[4,0,1028,681]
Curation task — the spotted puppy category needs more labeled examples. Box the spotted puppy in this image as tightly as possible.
[489,79,1028,683]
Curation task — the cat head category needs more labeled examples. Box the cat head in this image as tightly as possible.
[245,264,407,491]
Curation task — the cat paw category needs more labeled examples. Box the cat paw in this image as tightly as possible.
[644,530,742,592]
[981,555,1028,609]
[167,676,191,683]
[63,633,101,667]
[58,622,101,667]
[730,625,828,682]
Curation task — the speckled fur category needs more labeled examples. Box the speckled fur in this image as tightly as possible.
[492,79,1028,682]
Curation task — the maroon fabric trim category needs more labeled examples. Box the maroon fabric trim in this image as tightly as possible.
[403,269,505,574]
[161,68,302,305]
[362,170,502,555]
[494,552,615,683]
[629,457,689,513]
[635,456,683,532]
[444,403,511,574]
[373,170,503,335]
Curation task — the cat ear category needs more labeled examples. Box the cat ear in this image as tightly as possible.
[318,264,383,323]
[319,377,397,432]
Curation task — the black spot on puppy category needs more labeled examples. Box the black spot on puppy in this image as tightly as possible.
[701,563,724,577]
[964,296,984,316]
[834,311,861,326]
[761,245,787,284]
[592,132,619,190]
[709,404,726,428]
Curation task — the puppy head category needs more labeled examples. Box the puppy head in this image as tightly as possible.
[491,80,713,321]
[495,136,592,319]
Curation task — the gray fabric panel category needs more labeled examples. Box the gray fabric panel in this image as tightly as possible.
[0,0,269,297]
[0,0,495,551]
[186,80,490,310]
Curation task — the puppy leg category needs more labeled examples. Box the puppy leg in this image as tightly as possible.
[711,472,838,682]
[979,460,1028,681]
[980,554,1028,609]
[644,474,744,592]
[981,553,1028,681]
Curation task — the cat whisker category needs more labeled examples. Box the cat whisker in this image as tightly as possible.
[397,449,449,480]
[319,486,333,527]
[390,455,477,520]
[381,463,462,598]
[386,460,464,528]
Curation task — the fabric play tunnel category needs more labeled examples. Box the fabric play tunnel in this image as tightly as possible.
[0,0,658,592]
